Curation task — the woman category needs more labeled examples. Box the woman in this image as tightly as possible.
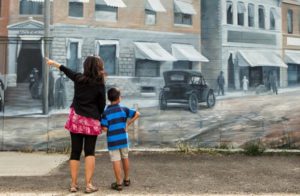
[46,56,106,193]
[242,75,249,94]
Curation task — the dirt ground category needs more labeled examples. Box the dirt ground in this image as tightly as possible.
[0,152,299,195]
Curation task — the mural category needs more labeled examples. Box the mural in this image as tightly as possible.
[0,0,299,151]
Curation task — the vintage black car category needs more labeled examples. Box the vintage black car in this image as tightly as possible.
[159,70,216,113]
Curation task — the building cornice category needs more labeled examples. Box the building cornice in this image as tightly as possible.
[282,0,300,6]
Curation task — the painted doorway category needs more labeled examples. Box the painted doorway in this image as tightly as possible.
[17,40,42,83]
[228,54,235,89]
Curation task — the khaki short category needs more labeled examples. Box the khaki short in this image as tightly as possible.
[109,148,129,162]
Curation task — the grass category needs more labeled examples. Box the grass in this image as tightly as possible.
[243,141,265,156]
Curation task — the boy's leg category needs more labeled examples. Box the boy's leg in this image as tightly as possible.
[109,150,123,185]
[120,148,130,181]
[122,158,130,181]
[112,160,123,184]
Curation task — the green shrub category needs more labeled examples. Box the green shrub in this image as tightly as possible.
[243,142,265,156]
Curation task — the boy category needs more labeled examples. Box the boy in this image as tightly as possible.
[101,87,140,191]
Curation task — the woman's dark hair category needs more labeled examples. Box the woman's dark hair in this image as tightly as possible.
[78,56,105,84]
[108,87,120,102]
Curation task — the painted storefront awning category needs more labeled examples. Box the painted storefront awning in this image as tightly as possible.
[145,0,166,12]
[95,0,126,7]
[174,0,196,15]
[172,44,209,62]
[134,42,176,61]
[27,0,89,2]
[27,0,54,2]
[285,50,300,64]
[237,51,287,68]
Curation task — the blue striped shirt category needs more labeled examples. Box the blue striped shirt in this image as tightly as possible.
[101,104,136,150]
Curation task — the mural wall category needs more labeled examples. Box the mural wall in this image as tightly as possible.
[0,0,299,151]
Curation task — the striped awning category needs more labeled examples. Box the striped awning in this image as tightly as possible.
[174,0,196,15]
[238,50,287,68]
[134,42,176,61]
[172,44,209,62]
[145,0,166,12]
[95,0,126,7]
[285,50,300,64]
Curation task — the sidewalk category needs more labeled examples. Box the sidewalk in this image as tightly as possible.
[0,151,299,195]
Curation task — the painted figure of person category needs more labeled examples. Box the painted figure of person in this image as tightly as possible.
[242,75,249,94]
[263,71,270,90]
[269,71,278,95]
[48,70,55,107]
[54,72,67,109]
[217,71,225,96]
[30,68,40,99]
[0,77,4,111]
[29,68,39,89]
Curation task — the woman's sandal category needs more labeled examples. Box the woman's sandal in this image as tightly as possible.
[69,185,79,193]
[123,179,131,187]
[111,182,123,191]
[85,184,98,194]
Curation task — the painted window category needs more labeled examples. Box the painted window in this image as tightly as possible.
[270,8,276,30]
[173,61,192,70]
[174,13,192,25]
[237,2,245,26]
[19,0,43,15]
[95,3,118,21]
[99,45,116,75]
[69,1,83,18]
[136,60,160,77]
[287,9,293,34]
[145,9,156,25]
[258,5,265,29]
[248,3,254,27]
[226,1,233,24]
[67,43,79,72]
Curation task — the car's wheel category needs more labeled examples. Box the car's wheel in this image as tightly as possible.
[159,92,167,110]
[188,93,198,113]
[207,90,216,108]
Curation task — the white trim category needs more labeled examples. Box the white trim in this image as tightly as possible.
[287,37,300,46]
[95,40,120,58]
[17,41,22,58]
[66,38,83,59]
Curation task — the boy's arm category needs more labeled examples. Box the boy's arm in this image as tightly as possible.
[102,126,108,132]
[126,111,140,131]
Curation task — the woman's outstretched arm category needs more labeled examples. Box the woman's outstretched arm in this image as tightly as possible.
[45,58,79,81]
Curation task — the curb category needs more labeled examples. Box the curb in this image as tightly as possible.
[96,148,300,154]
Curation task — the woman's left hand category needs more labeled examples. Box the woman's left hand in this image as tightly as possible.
[45,57,61,69]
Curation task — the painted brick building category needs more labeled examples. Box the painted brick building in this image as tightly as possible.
[5,0,208,102]
[201,0,287,90]
[282,0,300,85]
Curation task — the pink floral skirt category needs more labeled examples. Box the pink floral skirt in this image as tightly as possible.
[65,108,101,136]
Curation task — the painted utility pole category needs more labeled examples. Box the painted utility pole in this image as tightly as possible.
[43,0,50,114]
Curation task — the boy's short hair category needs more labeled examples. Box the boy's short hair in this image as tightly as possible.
[108,87,121,102]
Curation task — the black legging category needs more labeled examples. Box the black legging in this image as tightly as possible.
[70,132,98,160]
